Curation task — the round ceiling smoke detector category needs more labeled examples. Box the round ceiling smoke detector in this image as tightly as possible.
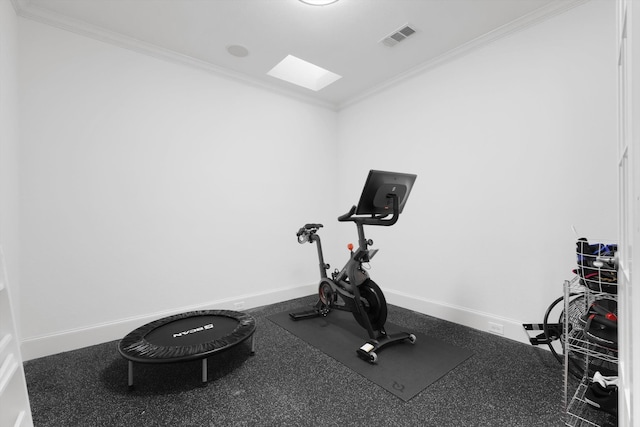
[299,0,339,5]
[227,45,249,58]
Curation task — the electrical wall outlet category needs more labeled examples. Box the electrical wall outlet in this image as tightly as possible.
[234,301,245,310]
[488,322,504,335]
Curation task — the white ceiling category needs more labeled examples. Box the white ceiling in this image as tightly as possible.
[14,0,585,109]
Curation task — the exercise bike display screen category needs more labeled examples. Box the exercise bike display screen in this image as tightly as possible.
[356,170,417,215]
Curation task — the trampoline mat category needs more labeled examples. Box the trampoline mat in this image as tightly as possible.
[145,315,238,347]
[118,310,256,363]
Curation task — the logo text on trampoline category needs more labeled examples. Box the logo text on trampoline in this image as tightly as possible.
[173,323,214,338]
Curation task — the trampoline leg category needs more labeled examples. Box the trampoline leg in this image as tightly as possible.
[250,334,256,355]
[202,358,207,383]
[128,361,134,389]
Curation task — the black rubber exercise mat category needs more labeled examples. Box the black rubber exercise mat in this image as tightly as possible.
[268,308,473,401]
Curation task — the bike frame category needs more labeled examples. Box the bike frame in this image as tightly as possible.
[302,195,400,339]
[291,192,416,363]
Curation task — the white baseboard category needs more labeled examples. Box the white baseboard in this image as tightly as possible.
[384,289,532,346]
[21,284,536,361]
[20,283,316,361]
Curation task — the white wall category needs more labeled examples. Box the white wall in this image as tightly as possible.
[15,0,618,358]
[0,0,21,328]
[337,0,617,342]
[18,19,339,359]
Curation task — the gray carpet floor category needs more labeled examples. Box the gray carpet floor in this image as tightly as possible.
[24,295,567,426]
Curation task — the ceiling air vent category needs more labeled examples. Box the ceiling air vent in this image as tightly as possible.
[381,24,416,47]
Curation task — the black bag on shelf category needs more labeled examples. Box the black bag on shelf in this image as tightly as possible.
[576,238,618,294]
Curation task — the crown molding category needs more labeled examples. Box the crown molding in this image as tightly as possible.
[9,0,25,14]
[13,0,589,112]
[338,0,591,110]
[12,1,339,111]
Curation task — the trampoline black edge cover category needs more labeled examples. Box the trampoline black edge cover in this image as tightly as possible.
[118,310,256,364]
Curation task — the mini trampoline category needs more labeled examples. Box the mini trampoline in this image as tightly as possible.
[118,310,256,388]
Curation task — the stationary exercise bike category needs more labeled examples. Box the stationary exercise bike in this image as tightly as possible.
[290,170,417,363]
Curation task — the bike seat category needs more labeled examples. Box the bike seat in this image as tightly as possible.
[304,223,323,230]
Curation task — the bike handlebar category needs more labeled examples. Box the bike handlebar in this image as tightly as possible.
[297,194,402,245]
[337,194,400,227]
[337,206,356,222]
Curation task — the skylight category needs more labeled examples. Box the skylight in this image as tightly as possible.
[267,55,342,92]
